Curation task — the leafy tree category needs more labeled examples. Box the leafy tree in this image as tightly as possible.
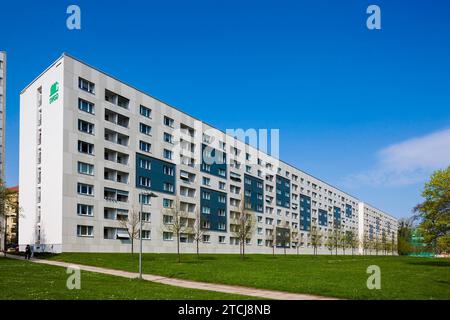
[414,166,450,254]
[397,218,414,255]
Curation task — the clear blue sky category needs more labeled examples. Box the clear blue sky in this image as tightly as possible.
[1,0,449,219]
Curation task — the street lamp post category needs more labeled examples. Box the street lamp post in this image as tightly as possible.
[139,191,158,279]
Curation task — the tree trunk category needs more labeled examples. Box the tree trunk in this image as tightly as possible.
[131,238,134,255]
[196,240,199,259]
[177,234,180,263]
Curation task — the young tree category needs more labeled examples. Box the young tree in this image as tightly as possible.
[163,198,189,263]
[292,231,300,255]
[277,225,291,255]
[190,209,204,259]
[362,232,371,255]
[265,229,276,256]
[326,230,335,255]
[117,209,141,255]
[414,166,450,254]
[0,180,20,255]
[309,227,322,255]
[397,218,414,255]
[231,197,256,260]
[347,230,359,255]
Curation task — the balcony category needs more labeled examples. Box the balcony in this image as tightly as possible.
[104,148,129,166]
[104,168,129,184]
[104,187,129,203]
[105,89,129,109]
[105,129,129,147]
[105,109,129,128]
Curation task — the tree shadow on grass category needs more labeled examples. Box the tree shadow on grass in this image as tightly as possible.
[407,260,450,268]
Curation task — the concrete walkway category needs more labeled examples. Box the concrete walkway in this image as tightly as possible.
[3,254,337,300]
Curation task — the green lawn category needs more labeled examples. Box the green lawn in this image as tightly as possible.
[43,253,450,300]
[0,258,250,300]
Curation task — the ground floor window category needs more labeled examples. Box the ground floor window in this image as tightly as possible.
[77,225,93,237]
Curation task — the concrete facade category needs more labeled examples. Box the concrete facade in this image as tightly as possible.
[19,53,397,254]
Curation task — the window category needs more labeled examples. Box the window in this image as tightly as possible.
[219,236,226,244]
[139,177,151,188]
[77,183,94,196]
[140,105,152,118]
[202,234,210,242]
[78,141,94,155]
[202,206,211,214]
[219,182,226,190]
[218,223,226,230]
[163,198,173,208]
[218,195,226,203]
[218,209,226,216]
[163,165,174,176]
[163,232,173,241]
[202,191,211,200]
[78,98,94,114]
[163,215,174,224]
[139,194,152,205]
[78,162,94,175]
[245,178,251,185]
[141,230,151,240]
[77,225,94,237]
[139,159,151,170]
[163,132,173,144]
[218,169,226,177]
[163,183,174,193]
[139,141,151,153]
[164,116,174,128]
[78,77,95,94]
[78,119,94,134]
[163,149,173,160]
[202,177,210,186]
[77,204,94,216]
[139,123,152,136]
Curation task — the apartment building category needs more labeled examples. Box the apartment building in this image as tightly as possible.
[0,51,6,180]
[19,53,396,254]
[358,202,398,254]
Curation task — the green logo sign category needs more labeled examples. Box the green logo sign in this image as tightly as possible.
[49,81,59,104]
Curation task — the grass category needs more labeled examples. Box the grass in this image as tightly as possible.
[0,258,251,300]
[43,253,450,300]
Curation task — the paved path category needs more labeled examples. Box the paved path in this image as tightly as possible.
[3,254,337,300]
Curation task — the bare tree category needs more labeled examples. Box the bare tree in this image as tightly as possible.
[362,231,371,255]
[310,227,322,255]
[277,225,291,255]
[231,196,256,260]
[190,209,204,259]
[117,209,141,255]
[347,230,359,255]
[326,230,335,255]
[265,229,276,256]
[292,231,300,255]
[163,198,189,263]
